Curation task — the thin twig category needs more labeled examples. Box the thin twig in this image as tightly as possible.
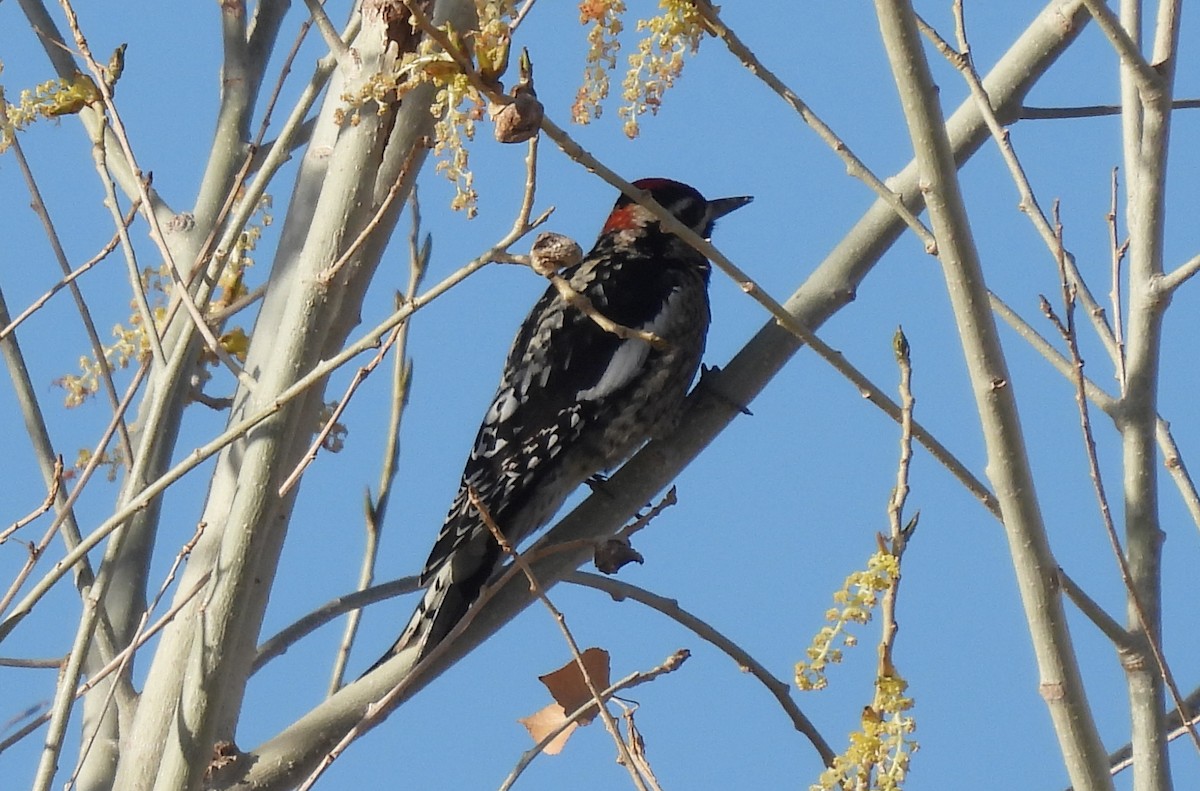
[0,459,62,544]
[319,141,429,284]
[89,113,167,370]
[329,193,428,694]
[546,273,668,349]
[468,487,651,791]
[992,293,1118,417]
[615,486,676,542]
[1160,251,1200,293]
[509,0,539,32]
[277,324,404,497]
[1156,421,1200,533]
[1106,168,1128,389]
[567,571,835,766]
[254,577,419,675]
[1056,569,1134,651]
[206,284,267,324]
[0,202,138,341]
[1046,204,1200,754]
[0,656,62,669]
[1021,98,1200,119]
[850,326,919,786]
[886,328,915,543]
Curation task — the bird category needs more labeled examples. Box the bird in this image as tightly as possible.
[367,178,752,673]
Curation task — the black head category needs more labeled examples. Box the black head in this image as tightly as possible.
[602,178,753,238]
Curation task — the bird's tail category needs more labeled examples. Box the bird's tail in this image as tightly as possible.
[364,549,498,676]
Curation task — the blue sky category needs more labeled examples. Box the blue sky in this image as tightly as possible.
[2,1,1199,789]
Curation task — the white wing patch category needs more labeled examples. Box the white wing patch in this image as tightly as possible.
[471,434,508,460]
[472,388,521,460]
[486,388,520,425]
[576,338,650,401]
[576,287,681,401]
[518,357,553,393]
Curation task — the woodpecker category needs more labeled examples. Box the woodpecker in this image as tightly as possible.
[369,178,752,672]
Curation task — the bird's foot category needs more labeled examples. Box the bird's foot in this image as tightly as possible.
[698,364,753,416]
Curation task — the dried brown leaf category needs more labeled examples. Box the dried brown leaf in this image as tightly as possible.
[538,647,612,725]
[518,703,578,755]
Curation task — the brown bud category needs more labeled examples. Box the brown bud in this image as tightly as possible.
[530,232,584,276]
[490,87,543,144]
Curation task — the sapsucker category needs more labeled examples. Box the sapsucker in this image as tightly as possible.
[368,178,752,672]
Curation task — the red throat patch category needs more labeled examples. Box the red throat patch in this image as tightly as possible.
[601,204,640,233]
